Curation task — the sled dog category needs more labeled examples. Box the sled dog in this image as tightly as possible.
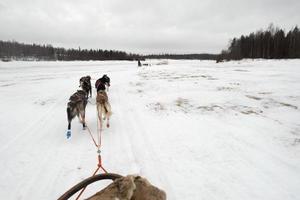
[66,90,88,138]
[96,82,112,129]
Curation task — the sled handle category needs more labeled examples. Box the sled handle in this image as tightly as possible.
[57,173,122,200]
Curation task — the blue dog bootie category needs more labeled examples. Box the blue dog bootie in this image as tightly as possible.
[66,130,72,139]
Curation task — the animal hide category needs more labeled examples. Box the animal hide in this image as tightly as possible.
[86,175,166,200]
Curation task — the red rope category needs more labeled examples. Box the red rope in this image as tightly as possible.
[96,107,102,148]
[75,107,108,200]
[85,124,98,148]
[75,166,101,200]
[98,155,108,173]
[75,155,108,200]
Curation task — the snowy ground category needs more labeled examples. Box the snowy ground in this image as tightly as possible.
[0,59,300,200]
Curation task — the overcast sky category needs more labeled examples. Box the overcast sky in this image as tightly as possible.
[0,0,299,54]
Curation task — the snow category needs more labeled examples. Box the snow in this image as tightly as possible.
[0,59,300,200]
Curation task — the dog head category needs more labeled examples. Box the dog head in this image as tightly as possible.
[102,74,110,86]
[79,76,91,87]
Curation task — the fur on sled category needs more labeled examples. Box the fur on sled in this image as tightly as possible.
[86,175,166,200]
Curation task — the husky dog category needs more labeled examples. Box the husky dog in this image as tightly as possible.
[66,90,88,138]
[79,76,92,98]
[95,74,110,91]
[96,81,112,129]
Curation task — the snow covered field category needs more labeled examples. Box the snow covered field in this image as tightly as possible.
[0,59,300,200]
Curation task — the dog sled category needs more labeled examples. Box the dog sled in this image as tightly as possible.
[58,173,166,200]
[58,173,121,200]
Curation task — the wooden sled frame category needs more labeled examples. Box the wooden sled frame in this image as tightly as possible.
[58,173,122,200]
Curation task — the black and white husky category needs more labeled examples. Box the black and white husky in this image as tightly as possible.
[95,74,110,91]
[66,90,88,138]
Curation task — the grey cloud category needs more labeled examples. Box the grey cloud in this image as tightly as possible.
[0,0,299,54]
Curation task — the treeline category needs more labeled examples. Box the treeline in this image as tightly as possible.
[0,40,141,61]
[145,53,218,60]
[219,24,300,61]
[0,40,218,61]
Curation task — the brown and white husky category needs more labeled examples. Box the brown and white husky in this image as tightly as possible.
[96,84,112,129]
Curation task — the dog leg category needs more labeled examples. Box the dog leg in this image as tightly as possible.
[89,86,92,97]
[106,116,110,128]
[67,107,72,129]
[80,111,86,130]
[97,104,103,130]
[66,107,73,139]
[106,109,110,128]
[100,105,104,130]
[105,102,112,128]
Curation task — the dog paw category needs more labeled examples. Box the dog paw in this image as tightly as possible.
[66,130,72,139]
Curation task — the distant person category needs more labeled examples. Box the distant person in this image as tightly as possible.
[138,59,142,67]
